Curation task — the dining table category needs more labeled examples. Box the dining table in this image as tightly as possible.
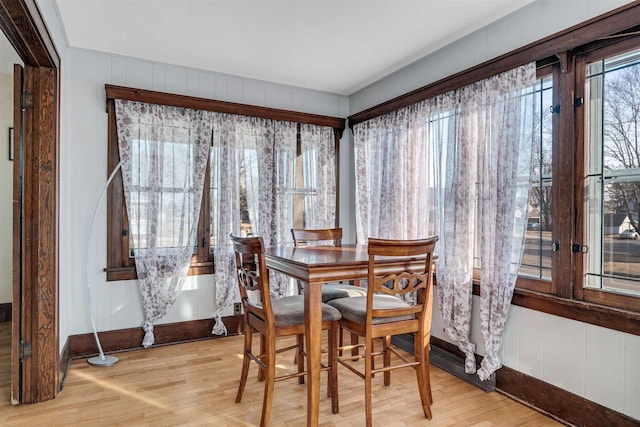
[263,243,427,426]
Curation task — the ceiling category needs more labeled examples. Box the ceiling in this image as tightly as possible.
[54,0,537,95]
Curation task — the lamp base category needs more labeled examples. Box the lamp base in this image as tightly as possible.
[87,355,119,367]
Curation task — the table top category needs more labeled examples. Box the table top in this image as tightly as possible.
[264,244,426,284]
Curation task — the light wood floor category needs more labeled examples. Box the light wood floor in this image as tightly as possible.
[0,323,561,426]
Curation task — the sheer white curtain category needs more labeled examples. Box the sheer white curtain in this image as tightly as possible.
[353,62,536,379]
[260,120,297,297]
[429,93,479,373]
[353,106,437,243]
[300,124,337,228]
[115,100,212,347]
[435,64,537,377]
[475,65,537,379]
[210,113,244,335]
[210,115,297,334]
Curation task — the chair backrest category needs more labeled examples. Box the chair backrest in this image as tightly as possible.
[230,234,274,325]
[291,228,342,247]
[366,237,439,324]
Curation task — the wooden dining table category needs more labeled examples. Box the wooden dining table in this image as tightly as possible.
[263,243,426,426]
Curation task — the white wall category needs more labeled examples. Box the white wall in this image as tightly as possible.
[0,73,13,304]
[349,0,640,420]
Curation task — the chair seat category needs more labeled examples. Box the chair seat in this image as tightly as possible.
[327,294,415,325]
[318,283,368,303]
[251,295,342,327]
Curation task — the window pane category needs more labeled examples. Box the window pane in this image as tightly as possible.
[128,138,198,255]
[519,76,553,280]
[209,146,258,248]
[585,47,640,296]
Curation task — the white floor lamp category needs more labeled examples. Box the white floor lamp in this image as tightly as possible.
[83,160,123,367]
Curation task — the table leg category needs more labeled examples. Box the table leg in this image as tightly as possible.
[304,282,321,427]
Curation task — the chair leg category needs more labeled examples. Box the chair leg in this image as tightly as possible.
[350,331,359,357]
[296,334,305,385]
[364,336,374,427]
[258,334,266,382]
[383,335,391,386]
[329,322,339,413]
[414,331,433,420]
[425,338,433,405]
[260,333,276,427]
[235,326,253,403]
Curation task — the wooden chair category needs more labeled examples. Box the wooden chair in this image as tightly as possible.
[291,228,367,302]
[292,228,367,359]
[231,234,341,426]
[327,237,439,427]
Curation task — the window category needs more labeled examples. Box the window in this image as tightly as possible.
[126,138,201,256]
[583,45,640,306]
[519,76,553,282]
[105,87,343,281]
[513,39,640,312]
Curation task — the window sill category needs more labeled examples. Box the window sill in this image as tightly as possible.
[105,262,214,281]
[510,287,640,336]
[461,274,640,336]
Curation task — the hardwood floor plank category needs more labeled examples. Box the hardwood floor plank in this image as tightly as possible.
[0,324,560,426]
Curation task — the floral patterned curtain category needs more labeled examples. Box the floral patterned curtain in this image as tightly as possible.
[353,62,536,380]
[210,115,297,334]
[430,92,479,374]
[115,100,212,347]
[353,105,437,243]
[300,124,337,229]
[474,65,537,379]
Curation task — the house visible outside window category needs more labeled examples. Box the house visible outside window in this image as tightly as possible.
[585,47,640,297]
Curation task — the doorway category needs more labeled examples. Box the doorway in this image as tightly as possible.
[0,26,22,404]
[0,0,60,404]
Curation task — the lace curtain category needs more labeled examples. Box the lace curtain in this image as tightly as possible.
[115,100,212,347]
[352,62,536,380]
[115,101,337,338]
[474,66,536,379]
[210,115,298,335]
[353,105,437,243]
[300,124,337,229]
[430,92,479,374]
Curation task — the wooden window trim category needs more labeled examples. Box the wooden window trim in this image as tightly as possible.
[348,2,640,127]
[105,85,345,132]
[105,86,345,281]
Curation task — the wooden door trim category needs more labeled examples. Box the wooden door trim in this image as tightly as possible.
[11,64,22,405]
[0,0,60,404]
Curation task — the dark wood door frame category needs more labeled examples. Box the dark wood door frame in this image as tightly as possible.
[0,0,60,404]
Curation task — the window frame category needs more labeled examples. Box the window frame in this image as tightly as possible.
[105,85,344,281]
[573,36,640,312]
[513,41,640,319]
